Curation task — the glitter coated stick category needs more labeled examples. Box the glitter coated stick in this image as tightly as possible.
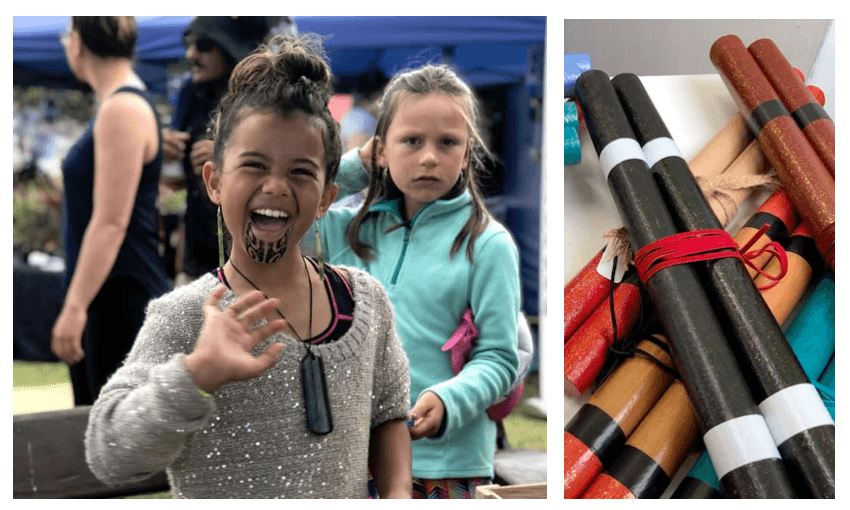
[677,235,832,499]
[563,247,609,343]
[564,335,675,497]
[582,380,699,499]
[576,69,793,498]
[710,34,834,273]
[613,72,833,498]
[564,271,643,396]
[676,265,831,500]
[713,77,823,229]
[748,38,834,178]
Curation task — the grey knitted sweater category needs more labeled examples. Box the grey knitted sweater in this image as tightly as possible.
[84,267,410,498]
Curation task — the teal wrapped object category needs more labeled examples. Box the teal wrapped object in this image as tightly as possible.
[820,355,835,388]
[784,273,835,382]
[689,451,722,490]
[564,100,581,165]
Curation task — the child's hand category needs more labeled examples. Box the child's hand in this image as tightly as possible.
[408,391,445,440]
[358,137,375,169]
[184,286,286,393]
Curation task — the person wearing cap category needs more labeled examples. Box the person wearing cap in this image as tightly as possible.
[162,17,295,285]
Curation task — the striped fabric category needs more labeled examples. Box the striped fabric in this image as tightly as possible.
[367,475,491,499]
[412,477,491,499]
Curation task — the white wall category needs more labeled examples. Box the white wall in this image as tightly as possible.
[564,19,831,78]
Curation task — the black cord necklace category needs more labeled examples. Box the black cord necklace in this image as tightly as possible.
[226,256,333,435]
[229,256,312,342]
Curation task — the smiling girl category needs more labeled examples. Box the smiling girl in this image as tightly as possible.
[84,34,412,499]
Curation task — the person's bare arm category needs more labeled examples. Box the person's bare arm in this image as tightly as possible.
[52,94,156,364]
[369,418,413,499]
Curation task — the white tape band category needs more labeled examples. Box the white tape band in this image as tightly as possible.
[596,238,627,283]
[598,138,645,178]
[759,383,835,445]
[642,137,683,168]
[703,414,781,479]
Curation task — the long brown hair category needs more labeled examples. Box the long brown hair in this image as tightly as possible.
[345,64,493,263]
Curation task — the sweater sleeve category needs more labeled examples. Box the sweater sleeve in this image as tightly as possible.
[335,147,370,202]
[369,276,411,428]
[84,290,217,485]
[424,230,521,436]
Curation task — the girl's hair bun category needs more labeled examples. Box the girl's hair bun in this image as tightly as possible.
[267,34,332,90]
[209,33,342,185]
[226,33,333,103]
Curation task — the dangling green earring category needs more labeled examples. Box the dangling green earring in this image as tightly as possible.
[217,205,225,268]
[314,221,325,281]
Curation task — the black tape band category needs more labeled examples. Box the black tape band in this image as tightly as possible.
[747,99,790,134]
[792,102,831,129]
[606,445,671,499]
[744,213,790,242]
[565,404,627,468]
[784,233,823,272]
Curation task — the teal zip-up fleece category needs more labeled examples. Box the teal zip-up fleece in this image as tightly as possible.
[319,150,520,479]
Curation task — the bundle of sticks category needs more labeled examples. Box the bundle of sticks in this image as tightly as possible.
[563,36,835,499]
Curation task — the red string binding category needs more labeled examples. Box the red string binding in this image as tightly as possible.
[633,225,788,290]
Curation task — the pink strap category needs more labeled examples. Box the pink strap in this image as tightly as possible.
[442,309,478,375]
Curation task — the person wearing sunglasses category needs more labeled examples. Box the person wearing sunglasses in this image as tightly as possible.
[52,17,169,405]
[161,17,297,287]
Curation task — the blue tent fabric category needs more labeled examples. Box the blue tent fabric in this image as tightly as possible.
[14,16,544,92]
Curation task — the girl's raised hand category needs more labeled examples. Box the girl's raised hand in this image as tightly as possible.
[184,286,286,393]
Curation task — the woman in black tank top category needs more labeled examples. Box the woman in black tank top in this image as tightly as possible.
[53,16,168,405]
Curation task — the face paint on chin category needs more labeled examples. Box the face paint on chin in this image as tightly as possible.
[244,220,288,264]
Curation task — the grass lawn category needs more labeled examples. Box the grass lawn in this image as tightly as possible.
[502,373,547,451]
[12,361,74,414]
[13,360,70,387]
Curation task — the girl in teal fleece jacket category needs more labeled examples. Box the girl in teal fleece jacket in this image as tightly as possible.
[318,64,521,498]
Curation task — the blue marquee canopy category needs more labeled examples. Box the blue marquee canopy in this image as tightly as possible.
[13,16,545,93]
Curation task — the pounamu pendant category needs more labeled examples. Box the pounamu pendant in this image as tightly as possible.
[301,351,333,435]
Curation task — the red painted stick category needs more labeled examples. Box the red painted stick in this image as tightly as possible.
[711,34,834,272]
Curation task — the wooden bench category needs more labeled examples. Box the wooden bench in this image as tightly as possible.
[13,406,170,499]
